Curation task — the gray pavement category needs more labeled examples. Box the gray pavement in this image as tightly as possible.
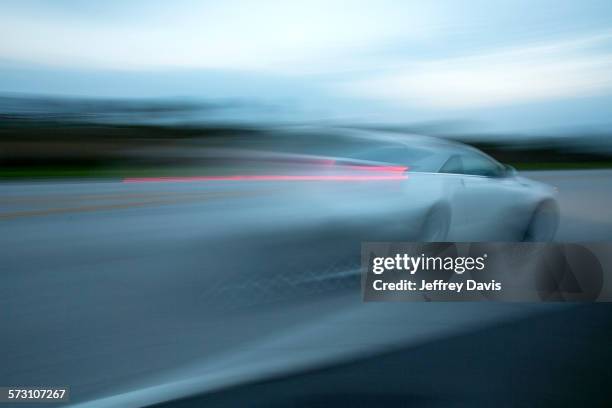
[524,170,612,240]
[1,170,611,407]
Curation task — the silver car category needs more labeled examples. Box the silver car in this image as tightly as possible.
[266,128,560,242]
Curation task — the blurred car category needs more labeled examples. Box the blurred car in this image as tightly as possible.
[123,127,559,242]
[267,128,560,242]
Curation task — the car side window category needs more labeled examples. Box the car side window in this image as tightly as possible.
[460,153,504,177]
[439,155,463,174]
[348,146,436,171]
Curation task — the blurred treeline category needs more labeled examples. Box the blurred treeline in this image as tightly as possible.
[1,95,611,178]
[0,95,267,177]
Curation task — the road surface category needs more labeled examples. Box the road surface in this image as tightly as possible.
[1,170,611,407]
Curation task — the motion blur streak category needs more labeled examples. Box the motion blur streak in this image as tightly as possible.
[346,165,409,172]
[123,164,409,183]
[123,174,408,183]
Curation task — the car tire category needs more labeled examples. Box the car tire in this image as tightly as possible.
[522,200,559,242]
[420,205,451,242]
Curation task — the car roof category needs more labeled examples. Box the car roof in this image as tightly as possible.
[276,126,481,167]
[278,126,469,152]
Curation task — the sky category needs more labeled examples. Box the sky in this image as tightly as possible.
[1,0,612,132]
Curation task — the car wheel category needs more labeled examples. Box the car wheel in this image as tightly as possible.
[523,200,559,242]
[420,205,450,242]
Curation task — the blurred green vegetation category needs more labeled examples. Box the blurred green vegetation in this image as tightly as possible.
[510,161,612,170]
[0,165,239,179]
[2,113,612,179]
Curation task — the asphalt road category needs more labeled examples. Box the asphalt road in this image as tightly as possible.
[526,169,612,241]
[1,170,611,407]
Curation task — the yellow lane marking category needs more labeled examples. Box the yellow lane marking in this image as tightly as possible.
[0,191,220,204]
[0,191,260,220]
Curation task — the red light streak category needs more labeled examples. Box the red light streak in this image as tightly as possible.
[123,174,408,183]
[123,164,408,183]
[346,165,408,173]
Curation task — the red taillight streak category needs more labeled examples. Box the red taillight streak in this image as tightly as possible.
[123,174,407,183]
[346,165,408,173]
[123,164,409,183]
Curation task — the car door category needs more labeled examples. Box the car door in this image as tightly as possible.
[438,155,472,239]
[452,152,524,240]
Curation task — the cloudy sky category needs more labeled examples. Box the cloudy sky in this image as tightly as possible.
[1,0,612,131]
